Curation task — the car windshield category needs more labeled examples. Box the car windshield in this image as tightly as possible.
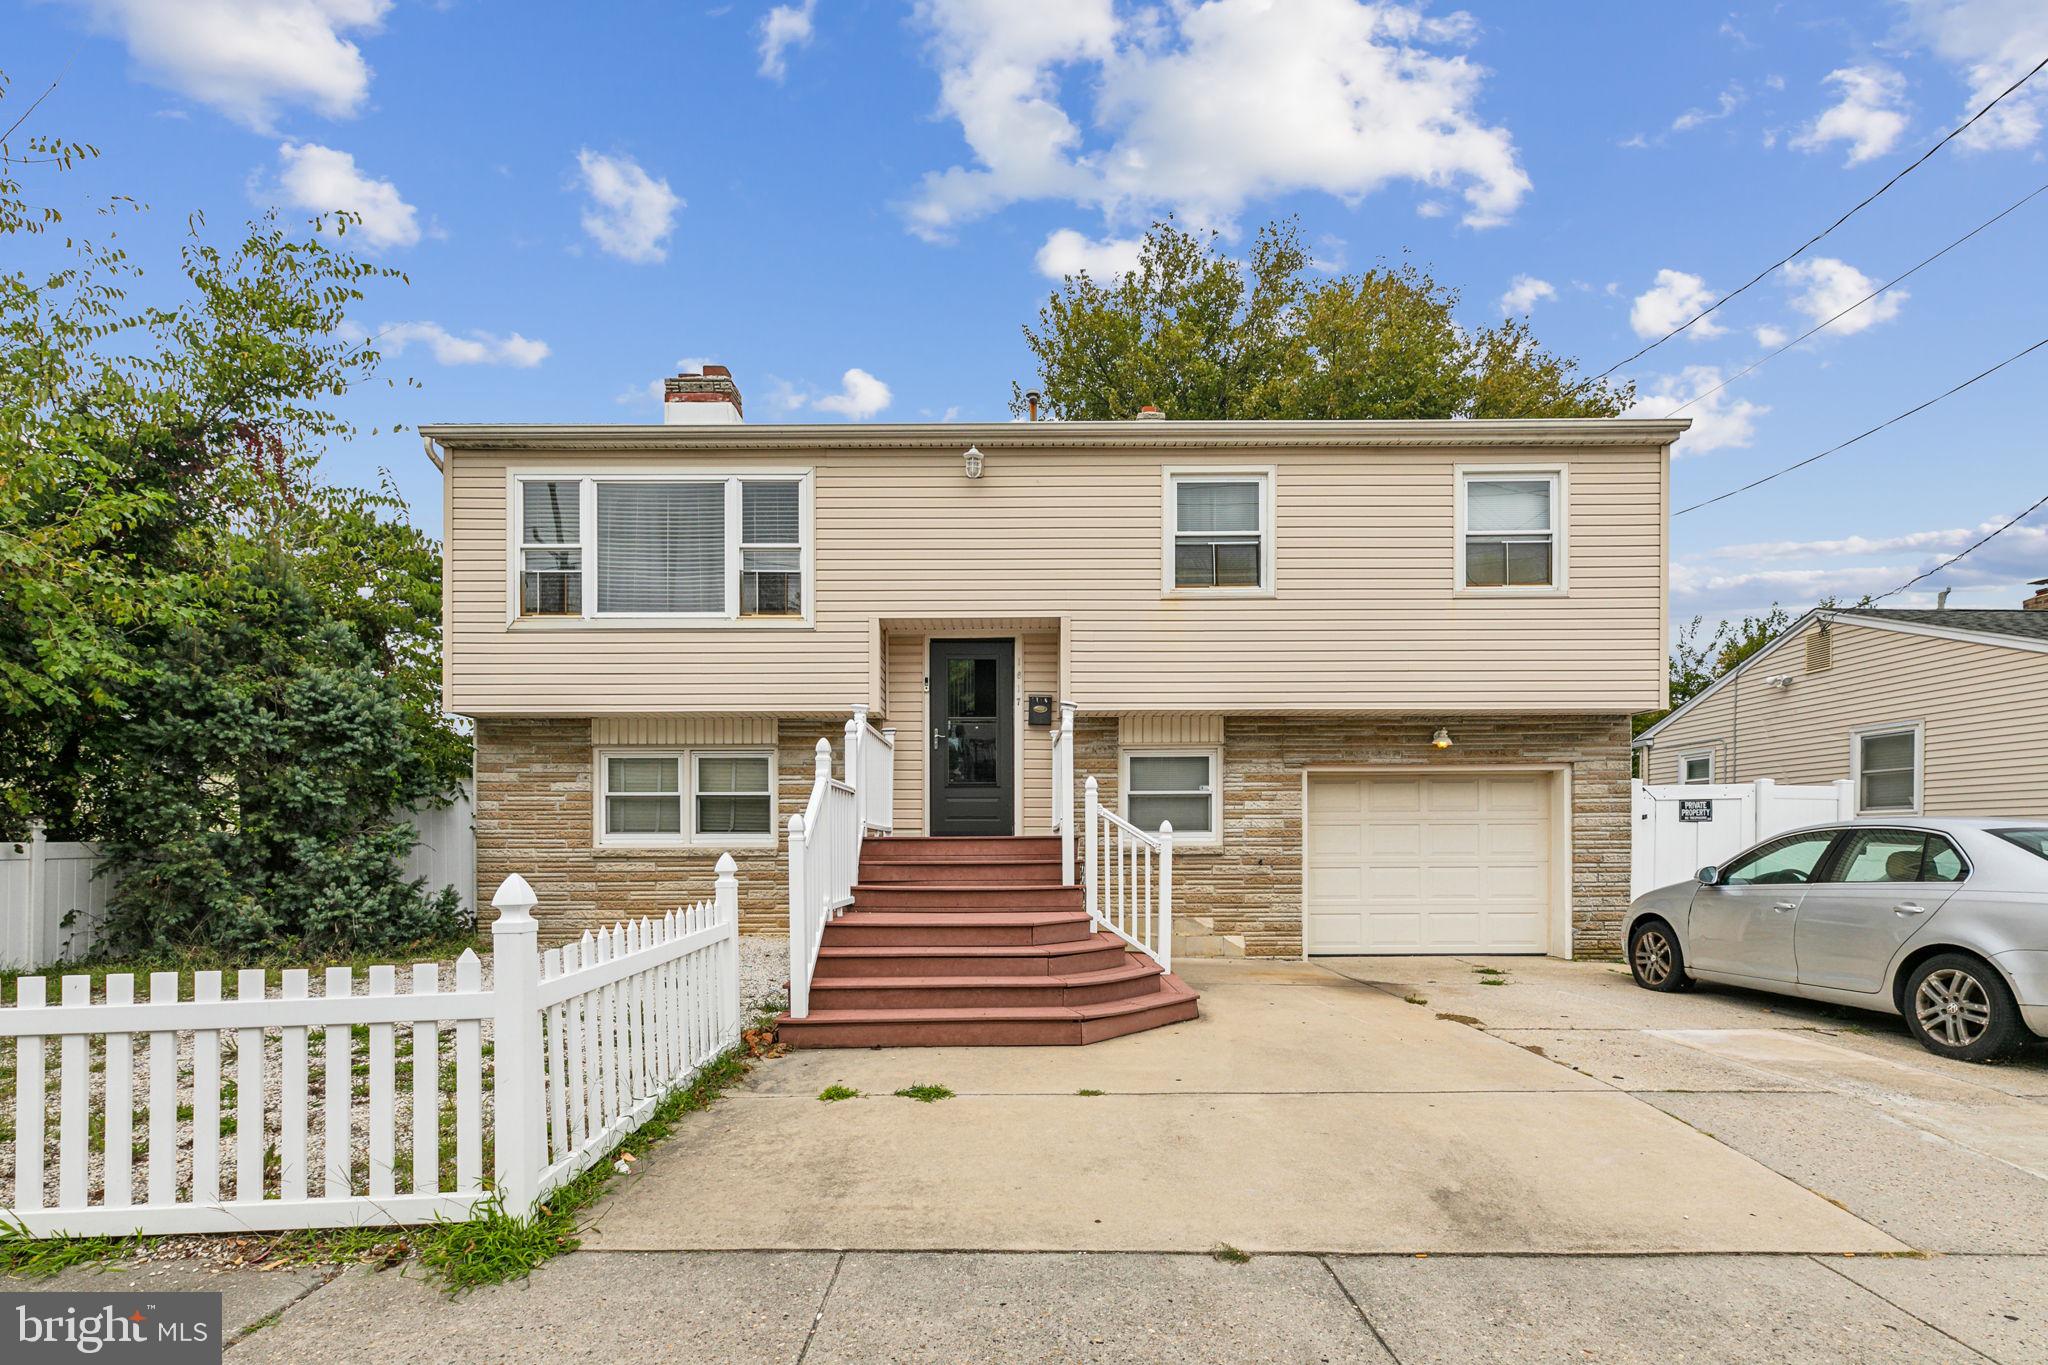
[1992,828,2048,862]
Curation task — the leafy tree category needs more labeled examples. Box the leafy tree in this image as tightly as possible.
[1,71,466,948]
[1014,218,1634,420]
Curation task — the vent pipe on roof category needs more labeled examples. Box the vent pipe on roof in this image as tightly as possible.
[1936,587,1951,609]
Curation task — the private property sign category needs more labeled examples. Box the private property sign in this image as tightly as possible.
[1678,799,1713,823]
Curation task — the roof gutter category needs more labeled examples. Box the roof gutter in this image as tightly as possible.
[416,417,1692,454]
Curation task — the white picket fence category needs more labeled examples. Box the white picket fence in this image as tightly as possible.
[1,789,476,971]
[0,859,740,1238]
[1631,778,1858,900]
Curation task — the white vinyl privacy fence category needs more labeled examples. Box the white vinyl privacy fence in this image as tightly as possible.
[1631,778,1857,900]
[1,860,740,1238]
[1,787,476,971]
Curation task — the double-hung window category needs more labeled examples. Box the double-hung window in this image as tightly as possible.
[1167,471,1272,592]
[519,480,584,615]
[1122,749,1221,845]
[1460,469,1562,590]
[1853,724,1920,814]
[1680,752,1714,784]
[514,473,809,622]
[598,749,776,846]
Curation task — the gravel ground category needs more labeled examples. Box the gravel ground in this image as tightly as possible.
[2,933,791,1218]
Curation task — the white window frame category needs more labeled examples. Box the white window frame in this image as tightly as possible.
[1455,465,1568,595]
[1119,746,1223,848]
[593,746,778,849]
[1678,750,1715,784]
[509,470,814,628]
[1162,467,1277,598]
[516,479,586,617]
[1850,721,1923,815]
[690,749,778,847]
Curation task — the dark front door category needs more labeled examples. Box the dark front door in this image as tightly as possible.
[929,638,1015,836]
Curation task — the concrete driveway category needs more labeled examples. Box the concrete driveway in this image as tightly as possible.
[58,955,2048,1361]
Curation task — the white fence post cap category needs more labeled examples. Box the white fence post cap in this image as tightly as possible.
[491,874,538,919]
[716,852,738,876]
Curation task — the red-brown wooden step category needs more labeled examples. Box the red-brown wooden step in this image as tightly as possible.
[822,910,1094,947]
[858,836,1064,861]
[812,934,1129,978]
[807,960,1165,1010]
[849,882,1083,911]
[779,974,1200,1048]
[857,857,1066,885]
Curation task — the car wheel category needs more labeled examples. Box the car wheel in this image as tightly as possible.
[1904,954,2027,1063]
[1629,919,1689,992]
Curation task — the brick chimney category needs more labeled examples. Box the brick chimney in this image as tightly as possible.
[2026,577,2048,611]
[662,365,743,424]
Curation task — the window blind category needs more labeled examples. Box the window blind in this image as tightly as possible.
[596,481,725,614]
[1177,481,1259,533]
[1466,479,1550,532]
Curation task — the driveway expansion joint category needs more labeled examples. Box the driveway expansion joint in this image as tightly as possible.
[1805,1253,2002,1364]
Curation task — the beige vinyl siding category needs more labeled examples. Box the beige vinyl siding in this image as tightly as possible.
[590,715,777,745]
[446,441,1668,716]
[877,629,1061,834]
[1643,618,2048,816]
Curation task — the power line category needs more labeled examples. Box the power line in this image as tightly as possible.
[1674,336,2048,517]
[1666,179,2048,417]
[1866,491,2048,604]
[1591,53,2048,385]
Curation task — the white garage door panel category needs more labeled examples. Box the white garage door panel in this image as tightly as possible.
[1306,773,1553,955]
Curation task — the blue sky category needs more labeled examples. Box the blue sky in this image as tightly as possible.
[8,0,2048,628]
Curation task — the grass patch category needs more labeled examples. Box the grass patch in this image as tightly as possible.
[1210,1242,1251,1264]
[0,1220,156,1277]
[1468,966,1503,976]
[817,1084,860,1102]
[1403,994,1428,1006]
[412,1045,754,1294]
[893,1083,953,1103]
[1478,978,1507,987]
[1076,1088,1104,1097]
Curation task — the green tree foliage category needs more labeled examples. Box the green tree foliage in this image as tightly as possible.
[1633,607,1796,738]
[99,553,461,950]
[1015,218,1634,421]
[1,71,466,948]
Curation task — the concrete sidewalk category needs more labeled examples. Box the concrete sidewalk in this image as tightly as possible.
[215,1250,2048,1364]
[578,960,1896,1255]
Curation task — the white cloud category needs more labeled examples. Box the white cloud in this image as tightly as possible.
[1497,274,1556,316]
[63,0,390,130]
[905,0,1529,241]
[270,140,419,248]
[1626,366,1766,455]
[1791,65,1909,165]
[758,0,817,81]
[1753,324,1789,347]
[1034,228,1144,279]
[378,322,549,367]
[1415,200,1450,217]
[1629,269,1726,341]
[809,368,893,420]
[1896,0,2048,151]
[1674,518,2048,617]
[573,150,682,264]
[1782,256,1905,335]
[1672,83,1744,132]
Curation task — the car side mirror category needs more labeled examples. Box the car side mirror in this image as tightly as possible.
[1696,865,1721,886]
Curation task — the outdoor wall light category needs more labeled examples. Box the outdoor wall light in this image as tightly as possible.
[1431,727,1454,750]
[963,445,984,479]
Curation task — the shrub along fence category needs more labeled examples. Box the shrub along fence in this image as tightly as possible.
[1,859,740,1238]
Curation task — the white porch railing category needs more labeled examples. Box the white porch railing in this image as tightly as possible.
[1083,775,1173,973]
[847,704,897,836]
[788,707,898,1019]
[1050,701,1076,886]
[2,863,740,1237]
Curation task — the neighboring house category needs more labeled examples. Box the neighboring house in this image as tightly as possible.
[424,368,1682,961]
[1635,600,2048,819]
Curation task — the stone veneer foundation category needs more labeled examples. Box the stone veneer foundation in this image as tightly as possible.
[475,713,1633,958]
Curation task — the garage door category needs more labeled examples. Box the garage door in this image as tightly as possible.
[1305,773,1552,955]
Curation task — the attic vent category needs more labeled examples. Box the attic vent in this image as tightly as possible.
[1806,625,1833,674]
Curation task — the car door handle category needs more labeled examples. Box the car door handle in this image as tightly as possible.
[1893,902,1928,916]
[1771,901,1797,913]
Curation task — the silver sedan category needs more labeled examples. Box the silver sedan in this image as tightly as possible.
[1623,818,2048,1061]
